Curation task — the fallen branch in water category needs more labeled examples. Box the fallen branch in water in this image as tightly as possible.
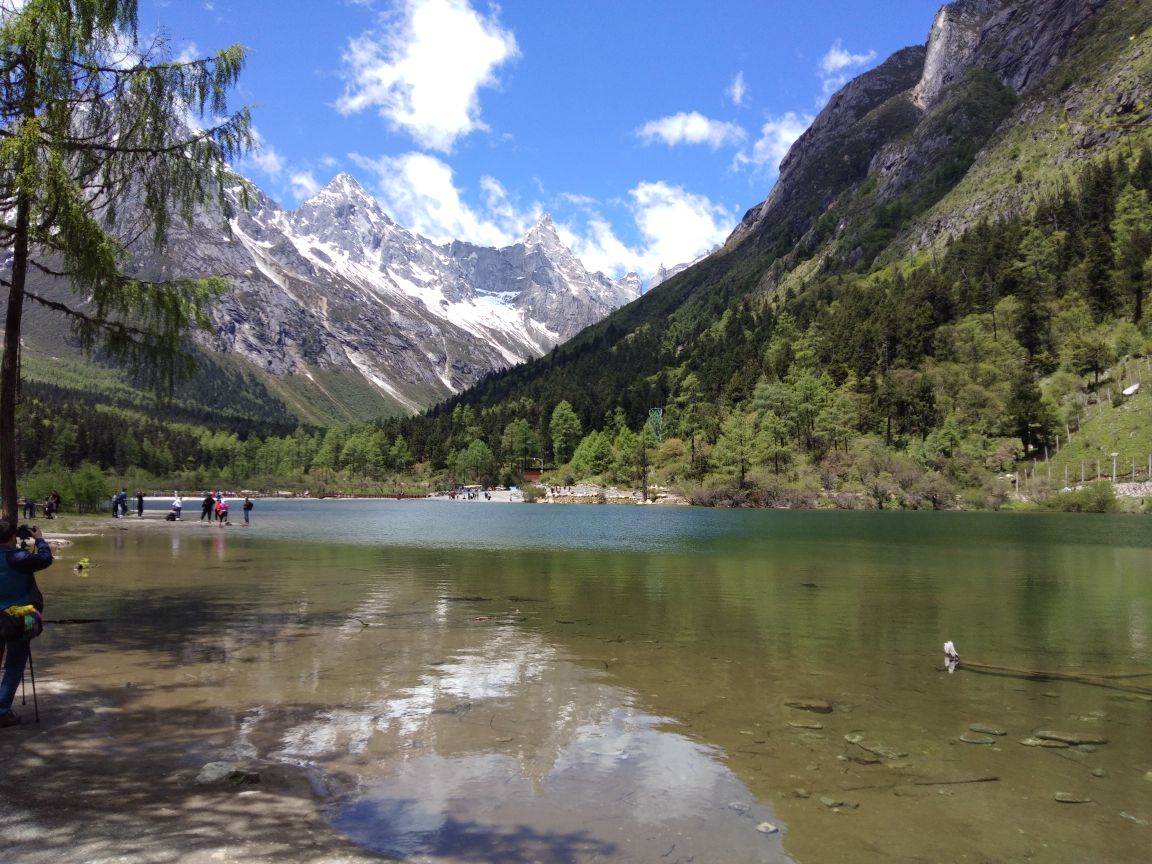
[843,775,999,792]
[957,661,1152,696]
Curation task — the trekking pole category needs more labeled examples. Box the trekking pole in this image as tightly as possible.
[27,643,39,724]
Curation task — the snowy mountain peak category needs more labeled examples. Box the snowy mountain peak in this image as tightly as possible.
[322,171,374,201]
[144,167,643,417]
[297,172,390,222]
[519,213,563,250]
[619,272,643,295]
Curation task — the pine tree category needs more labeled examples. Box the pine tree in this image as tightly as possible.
[0,1,252,518]
[548,400,582,465]
[1111,184,1152,324]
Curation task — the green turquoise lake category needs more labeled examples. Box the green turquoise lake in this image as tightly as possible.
[34,502,1152,862]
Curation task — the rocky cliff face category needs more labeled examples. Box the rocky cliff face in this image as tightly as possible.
[912,0,1006,110]
[914,0,1106,109]
[730,45,927,245]
[729,0,1110,253]
[124,174,640,415]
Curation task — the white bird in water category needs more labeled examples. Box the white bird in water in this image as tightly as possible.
[943,640,960,673]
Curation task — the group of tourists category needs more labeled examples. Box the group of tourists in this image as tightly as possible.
[165,491,252,525]
[201,491,228,524]
[112,489,145,519]
[20,493,60,520]
[195,491,253,526]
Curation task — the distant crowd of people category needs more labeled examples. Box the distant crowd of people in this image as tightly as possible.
[20,492,60,520]
[101,489,254,526]
[165,491,253,525]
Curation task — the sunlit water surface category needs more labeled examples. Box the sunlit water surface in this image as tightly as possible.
[42,501,1152,862]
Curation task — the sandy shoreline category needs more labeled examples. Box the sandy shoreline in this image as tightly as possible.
[2,517,390,863]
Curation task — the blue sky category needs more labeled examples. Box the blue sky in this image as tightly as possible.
[142,0,941,282]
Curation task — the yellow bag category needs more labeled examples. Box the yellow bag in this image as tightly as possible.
[1,604,42,641]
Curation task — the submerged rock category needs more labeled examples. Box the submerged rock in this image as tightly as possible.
[959,732,997,745]
[195,761,261,786]
[968,723,1007,736]
[844,733,908,760]
[786,699,834,714]
[1035,730,1108,746]
[756,822,780,834]
[788,720,825,730]
[1054,792,1093,804]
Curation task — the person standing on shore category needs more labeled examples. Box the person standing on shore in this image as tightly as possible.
[200,492,215,522]
[136,492,145,518]
[242,497,253,526]
[0,521,53,727]
[171,493,183,520]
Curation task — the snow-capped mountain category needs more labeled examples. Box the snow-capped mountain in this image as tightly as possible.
[134,173,640,415]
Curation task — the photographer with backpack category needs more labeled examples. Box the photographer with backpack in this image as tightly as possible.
[0,520,53,727]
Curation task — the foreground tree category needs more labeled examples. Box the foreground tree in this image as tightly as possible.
[0,1,252,519]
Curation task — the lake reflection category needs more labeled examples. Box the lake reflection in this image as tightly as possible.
[44,503,1152,863]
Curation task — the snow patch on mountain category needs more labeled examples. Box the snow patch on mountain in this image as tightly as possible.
[180,171,642,415]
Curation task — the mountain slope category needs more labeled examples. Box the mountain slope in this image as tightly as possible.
[439,0,1150,433]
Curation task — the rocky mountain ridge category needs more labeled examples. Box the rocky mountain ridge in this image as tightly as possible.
[125,172,641,418]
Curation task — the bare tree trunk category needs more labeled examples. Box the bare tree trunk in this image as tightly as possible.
[0,195,30,522]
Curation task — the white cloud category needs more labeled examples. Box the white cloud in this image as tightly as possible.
[733,112,813,172]
[240,126,286,180]
[345,151,732,282]
[637,112,746,149]
[291,171,321,200]
[561,182,734,279]
[348,151,537,247]
[174,43,201,65]
[818,39,876,100]
[336,0,519,153]
[727,72,747,107]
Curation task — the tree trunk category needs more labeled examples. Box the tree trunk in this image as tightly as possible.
[1,195,30,522]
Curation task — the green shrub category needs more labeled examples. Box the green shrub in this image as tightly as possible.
[1042,481,1117,512]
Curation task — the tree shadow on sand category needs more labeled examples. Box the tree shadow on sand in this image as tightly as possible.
[0,682,616,864]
